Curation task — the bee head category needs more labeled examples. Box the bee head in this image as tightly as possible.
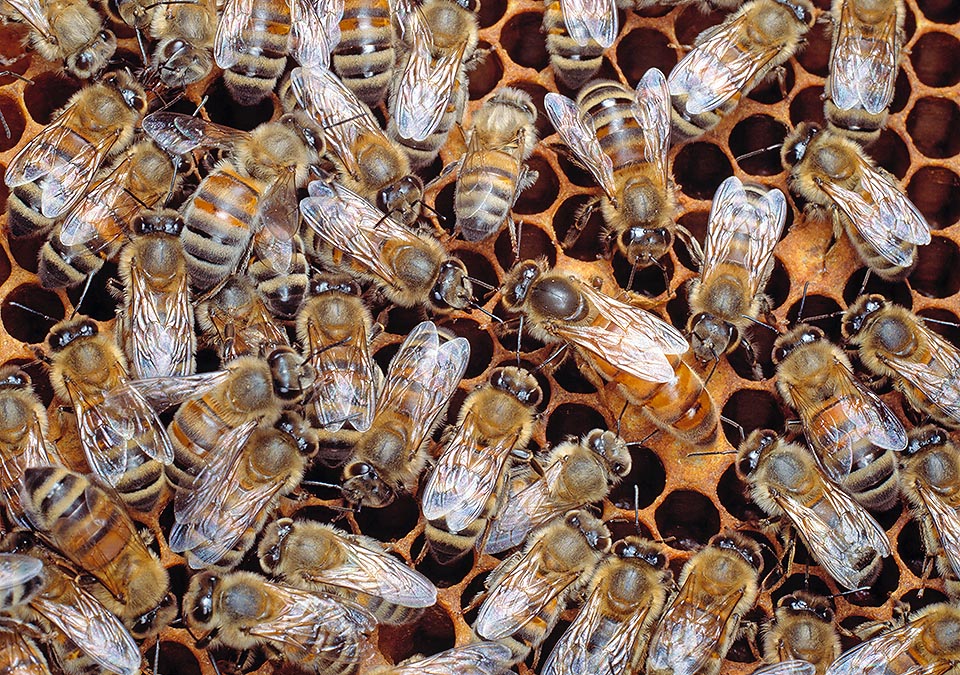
[431,258,473,311]
[48,319,98,352]
[377,175,423,222]
[501,261,542,311]
[489,366,542,408]
[904,425,950,457]
[267,347,314,402]
[152,38,213,87]
[620,226,672,267]
[688,312,736,364]
[134,209,185,237]
[736,429,778,480]
[713,533,763,572]
[774,0,815,26]
[771,325,823,364]
[309,275,360,297]
[0,367,30,390]
[780,592,834,622]
[275,412,318,457]
[782,122,821,170]
[259,518,295,573]
[841,294,886,340]
[70,30,117,79]
[614,537,666,568]
[342,462,396,508]
[564,510,611,553]
[585,429,631,479]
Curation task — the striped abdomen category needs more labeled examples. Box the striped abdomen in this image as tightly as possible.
[542,0,604,89]
[843,216,916,281]
[221,0,291,104]
[455,146,521,242]
[333,0,395,106]
[580,81,649,183]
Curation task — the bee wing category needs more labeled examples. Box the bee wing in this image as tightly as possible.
[455,128,524,222]
[127,255,195,378]
[383,642,513,675]
[558,0,617,48]
[885,326,960,427]
[475,539,582,640]
[829,0,900,115]
[0,553,42,591]
[31,582,141,675]
[484,462,565,554]
[59,153,140,247]
[772,480,891,590]
[2,0,54,40]
[751,662,816,675]
[554,282,688,383]
[288,0,343,68]
[0,408,58,527]
[128,370,232,412]
[214,0,258,68]
[141,112,246,155]
[825,619,928,675]
[543,93,616,201]
[308,319,377,432]
[631,67,671,187]
[915,482,960,582]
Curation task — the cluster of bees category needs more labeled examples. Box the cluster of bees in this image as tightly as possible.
[0,0,955,672]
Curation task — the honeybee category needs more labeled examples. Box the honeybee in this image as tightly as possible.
[183,571,375,674]
[46,316,174,512]
[542,0,618,89]
[170,412,315,570]
[5,72,146,239]
[214,0,342,104]
[781,123,930,281]
[772,323,906,511]
[842,295,960,430]
[668,0,814,140]
[296,276,381,467]
[421,366,542,564]
[330,0,396,106]
[500,259,718,447]
[196,273,291,364]
[147,0,218,87]
[454,87,538,244]
[368,642,513,675]
[342,320,469,508]
[387,0,479,170]
[0,0,116,78]
[19,466,173,636]
[825,603,960,674]
[736,429,891,590]
[824,0,904,144]
[545,68,680,270]
[763,592,841,675]
[287,66,424,227]
[38,139,177,290]
[484,428,631,554]
[0,626,51,675]
[0,367,60,528]
[248,233,310,320]
[686,176,787,370]
[541,536,672,675]
[300,180,474,311]
[475,510,611,664]
[899,426,960,599]
[646,532,762,675]
[258,518,438,624]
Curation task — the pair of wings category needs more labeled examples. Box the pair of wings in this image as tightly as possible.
[882,321,960,428]
[558,0,618,48]
[824,616,945,675]
[0,407,59,528]
[373,641,512,675]
[545,67,670,204]
[455,125,528,225]
[912,480,960,584]
[203,288,291,361]
[828,0,901,115]
[701,176,787,300]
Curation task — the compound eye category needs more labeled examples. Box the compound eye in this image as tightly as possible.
[346,462,373,479]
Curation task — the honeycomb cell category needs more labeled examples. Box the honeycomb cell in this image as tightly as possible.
[673,142,733,200]
[766,258,790,309]
[728,114,788,176]
[553,195,606,263]
[379,604,456,664]
[728,324,778,381]
[906,97,960,159]
[654,489,720,550]
[8,233,42,274]
[0,243,10,287]
[716,462,764,523]
[917,307,960,345]
[616,28,677,86]
[794,20,830,77]
[747,62,795,105]
[1,283,64,344]
[900,588,950,614]
[202,78,274,131]
[468,44,503,100]
[721,389,785,448]
[435,181,455,223]
[675,210,708,271]
[673,5,726,47]
[550,353,596,394]
[916,0,960,24]
[907,166,960,230]
[665,280,691,330]
[513,154,559,215]
[477,0,507,27]
[0,164,7,204]
[910,235,960,299]
[555,152,597,189]
[500,11,549,71]
[770,575,834,611]
[789,85,827,128]
[158,641,202,675]
[605,518,653,541]
[66,261,119,321]
[869,129,910,180]
[889,68,912,115]
[786,295,843,341]
[452,249,500,295]
[845,556,900,608]
[612,249,673,298]
[354,492,420,542]
[911,32,960,88]
[495,222,556,270]
[546,403,606,446]
[609,445,666,509]
[842,268,913,309]
[23,72,81,125]
[0,96,25,152]
[0,24,30,82]
[411,533,476,586]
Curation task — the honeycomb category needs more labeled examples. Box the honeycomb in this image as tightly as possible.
[0,0,959,673]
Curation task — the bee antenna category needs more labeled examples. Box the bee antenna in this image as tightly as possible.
[68,274,94,320]
[616,399,629,436]
[797,281,811,323]
[512,219,524,265]
[720,414,745,444]
[802,310,843,322]
[687,449,737,457]
[734,143,783,163]
[624,427,658,448]
[152,636,162,675]
[516,314,524,367]
[466,275,496,291]
[830,587,870,598]
[469,302,502,323]
[633,484,641,533]
[8,302,58,323]
[855,268,873,298]
[740,314,780,333]
[703,346,721,387]
[533,344,567,374]
[417,200,446,224]
[921,316,960,328]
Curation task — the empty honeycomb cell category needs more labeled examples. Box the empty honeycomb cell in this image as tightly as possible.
[906,97,960,159]
[0,165,7,204]
[747,62,796,106]
[468,43,503,100]
[665,280,691,329]
[411,533,477,586]
[675,210,708,271]
[846,557,901,608]
[435,181,455,221]
[770,573,833,606]
[766,258,791,309]
[907,166,960,229]
[494,316,548,355]
[7,234,41,273]
[553,195,606,263]
[609,444,666,509]
[917,307,960,344]
[794,20,831,77]
[786,295,843,340]
[437,318,493,379]
[545,402,606,446]
[512,154,560,216]
[605,518,653,542]
[889,69,912,115]
[843,268,913,309]
[727,325,778,381]
[67,261,119,321]
[673,5,726,47]
[728,114,789,176]
[477,0,507,27]
[789,85,827,128]
[910,235,960,298]
[869,129,911,181]
[716,462,765,522]
[896,517,931,580]
[157,641,202,675]
[917,0,960,24]
[0,242,10,286]
[0,95,25,152]
[673,142,733,200]
[202,78,275,131]
[612,250,673,297]
[500,11,549,71]
[495,221,557,269]
[0,24,30,81]
[721,389,786,448]
[910,32,960,87]
[1,283,63,344]
[354,493,421,542]
[555,152,597,189]
[654,489,721,550]
[378,604,456,664]
[22,72,81,125]
[451,249,499,300]
[727,606,768,663]
[544,351,594,396]
[616,27,677,86]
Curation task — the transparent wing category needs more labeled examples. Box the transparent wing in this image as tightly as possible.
[631,67,671,188]
[127,254,195,378]
[59,153,139,247]
[141,112,246,155]
[0,553,42,591]
[455,128,524,222]
[128,370,232,412]
[381,642,513,675]
[214,0,257,68]
[829,0,899,114]
[288,0,343,68]
[887,325,960,427]
[915,482,960,582]
[0,408,58,527]
[307,318,377,432]
[2,0,54,39]
[543,93,615,200]
[751,662,817,675]
[558,0,617,48]
[825,620,928,675]
[484,462,565,554]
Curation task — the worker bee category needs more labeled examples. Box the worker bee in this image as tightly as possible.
[183,571,375,674]
[545,68,681,271]
[421,366,542,564]
[668,0,814,140]
[541,536,672,675]
[170,413,315,570]
[342,320,469,508]
[258,518,438,624]
[646,532,762,675]
[763,592,841,675]
[484,428,631,554]
[542,0,618,89]
[825,603,960,674]
[736,429,891,590]
[387,0,479,170]
[38,139,177,290]
[781,123,930,281]
[899,426,960,599]
[772,323,906,511]
[5,71,146,239]
[454,87,539,244]
[213,0,342,104]
[475,509,611,664]
[500,259,718,447]
[824,0,905,144]
[19,466,173,636]
[842,295,960,430]
[287,66,424,227]
[147,0,218,87]
[368,642,513,675]
[686,176,787,371]
[0,0,116,78]
[46,316,174,512]
[296,276,381,468]
[248,232,310,321]
[330,0,396,106]
[300,180,474,311]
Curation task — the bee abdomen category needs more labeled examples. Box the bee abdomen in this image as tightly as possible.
[456,156,516,242]
[334,0,394,105]
[390,80,467,171]
[111,450,166,512]
[7,184,54,238]
[425,520,482,565]
[542,0,603,89]
[845,450,899,511]
[38,237,101,289]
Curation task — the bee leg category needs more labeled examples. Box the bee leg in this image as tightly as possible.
[740,337,765,381]
[562,197,601,249]
[738,620,761,660]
